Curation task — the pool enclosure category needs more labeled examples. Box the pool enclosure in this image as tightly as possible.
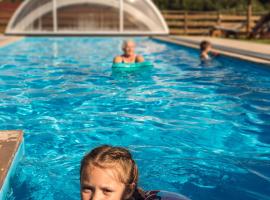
[5,0,169,35]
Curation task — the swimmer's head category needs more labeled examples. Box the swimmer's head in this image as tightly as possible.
[122,40,136,56]
[80,145,138,200]
[200,40,212,52]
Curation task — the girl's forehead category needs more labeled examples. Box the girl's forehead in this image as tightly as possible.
[81,166,126,191]
[82,164,125,183]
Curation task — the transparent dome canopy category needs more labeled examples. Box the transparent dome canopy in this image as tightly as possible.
[6,0,169,35]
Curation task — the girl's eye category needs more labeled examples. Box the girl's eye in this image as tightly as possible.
[103,189,113,194]
[83,189,92,193]
[82,187,93,193]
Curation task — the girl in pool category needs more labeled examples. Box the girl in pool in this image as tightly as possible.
[80,145,145,200]
[114,40,144,64]
[80,145,190,200]
[200,40,219,61]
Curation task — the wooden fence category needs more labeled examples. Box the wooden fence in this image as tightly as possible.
[0,3,267,35]
[0,3,20,33]
[162,10,266,36]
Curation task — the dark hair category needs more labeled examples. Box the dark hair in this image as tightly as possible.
[200,40,211,51]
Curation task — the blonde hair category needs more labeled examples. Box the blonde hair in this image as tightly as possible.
[80,145,138,187]
[122,40,135,49]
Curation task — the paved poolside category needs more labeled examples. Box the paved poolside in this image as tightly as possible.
[154,36,270,65]
[0,36,22,48]
[0,131,23,191]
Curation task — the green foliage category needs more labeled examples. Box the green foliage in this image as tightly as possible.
[153,0,270,11]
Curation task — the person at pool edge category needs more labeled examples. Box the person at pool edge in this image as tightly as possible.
[80,145,146,200]
[114,40,144,63]
[200,40,219,61]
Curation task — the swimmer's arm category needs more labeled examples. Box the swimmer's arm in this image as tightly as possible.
[135,55,144,63]
[210,51,220,57]
[200,52,210,60]
[113,56,123,63]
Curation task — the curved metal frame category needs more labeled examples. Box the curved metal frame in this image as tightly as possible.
[6,0,169,35]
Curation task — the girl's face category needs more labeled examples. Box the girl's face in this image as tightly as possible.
[81,165,126,200]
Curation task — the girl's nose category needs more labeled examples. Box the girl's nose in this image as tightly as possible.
[91,191,103,200]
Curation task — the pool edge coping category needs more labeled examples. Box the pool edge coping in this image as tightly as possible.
[152,36,270,66]
[0,130,24,200]
[0,36,24,49]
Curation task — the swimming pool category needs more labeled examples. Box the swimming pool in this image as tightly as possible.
[1,37,270,200]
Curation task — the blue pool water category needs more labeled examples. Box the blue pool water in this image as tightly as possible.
[1,37,270,200]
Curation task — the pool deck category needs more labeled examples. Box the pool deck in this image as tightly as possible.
[153,36,270,65]
[0,35,23,48]
[0,131,23,191]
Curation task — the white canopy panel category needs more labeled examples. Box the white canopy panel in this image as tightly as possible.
[6,0,169,35]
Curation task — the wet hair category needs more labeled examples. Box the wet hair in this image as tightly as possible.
[200,40,211,51]
[80,145,144,200]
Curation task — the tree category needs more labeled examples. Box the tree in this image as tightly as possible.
[152,0,270,11]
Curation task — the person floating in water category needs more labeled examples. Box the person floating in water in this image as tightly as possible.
[80,145,145,200]
[114,40,144,64]
[80,145,190,200]
[200,40,219,61]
